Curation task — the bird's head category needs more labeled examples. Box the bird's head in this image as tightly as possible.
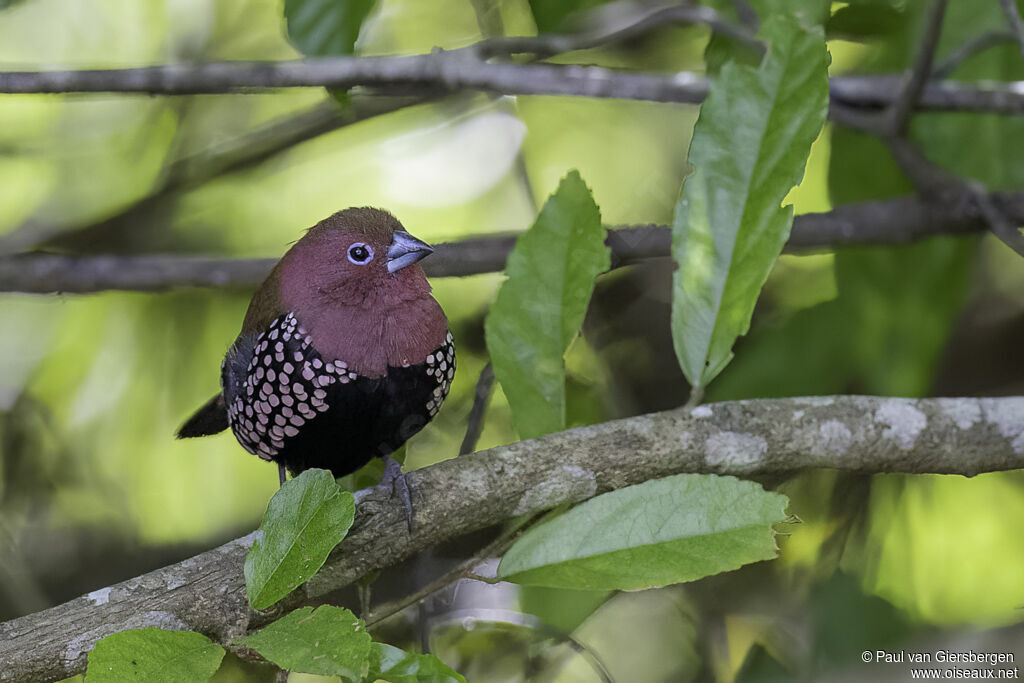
[278,207,436,308]
[240,207,448,376]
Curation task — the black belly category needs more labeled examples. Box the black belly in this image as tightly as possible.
[275,364,438,476]
[221,312,455,478]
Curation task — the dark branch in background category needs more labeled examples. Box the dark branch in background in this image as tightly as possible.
[459,363,495,456]
[834,0,1024,260]
[1,7,1022,257]
[3,395,1024,683]
[3,191,1022,294]
[886,0,948,135]
[4,58,1024,115]
[475,4,763,58]
[932,29,1017,78]
[998,0,1024,59]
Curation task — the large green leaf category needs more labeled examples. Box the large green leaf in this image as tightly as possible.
[283,0,375,57]
[671,14,829,392]
[485,170,609,439]
[238,606,371,681]
[368,643,466,683]
[244,469,355,610]
[497,474,789,590]
[86,628,225,683]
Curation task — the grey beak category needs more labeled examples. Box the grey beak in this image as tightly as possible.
[387,230,435,273]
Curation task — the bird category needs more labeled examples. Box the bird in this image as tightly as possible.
[177,207,455,508]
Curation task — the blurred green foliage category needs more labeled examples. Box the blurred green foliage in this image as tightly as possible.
[3,0,1024,681]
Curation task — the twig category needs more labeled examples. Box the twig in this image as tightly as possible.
[932,29,1016,78]
[886,0,949,135]
[475,4,763,58]
[364,512,536,628]
[880,135,961,196]
[969,180,1024,258]
[827,75,1024,115]
[459,364,495,456]
[999,0,1024,59]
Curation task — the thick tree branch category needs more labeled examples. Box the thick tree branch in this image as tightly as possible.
[2,192,1020,294]
[2,395,1024,682]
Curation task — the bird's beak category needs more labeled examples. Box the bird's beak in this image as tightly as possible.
[387,230,435,273]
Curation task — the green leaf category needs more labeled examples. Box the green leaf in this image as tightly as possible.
[485,170,609,439]
[238,606,371,681]
[283,0,375,57]
[367,643,466,683]
[86,628,225,683]
[497,474,789,590]
[244,469,355,610]
[671,14,829,391]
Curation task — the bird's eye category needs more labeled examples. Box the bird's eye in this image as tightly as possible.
[347,242,374,265]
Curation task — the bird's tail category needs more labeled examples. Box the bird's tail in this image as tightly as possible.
[176,393,229,438]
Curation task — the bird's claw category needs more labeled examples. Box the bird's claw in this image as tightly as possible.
[380,454,414,532]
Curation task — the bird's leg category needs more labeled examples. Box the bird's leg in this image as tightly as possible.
[278,463,287,487]
[380,454,413,532]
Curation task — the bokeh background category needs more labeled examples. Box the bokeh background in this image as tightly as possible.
[2,0,1024,681]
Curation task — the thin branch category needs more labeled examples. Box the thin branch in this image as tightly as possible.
[2,191,1022,294]
[459,363,495,456]
[932,29,1017,78]
[3,395,1024,682]
[0,52,711,101]
[999,0,1024,59]
[827,76,1024,115]
[364,511,536,628]
[475,4,763,58]
[887,0,949,135]
[3,56,1024,116]
[970,180,1024,258]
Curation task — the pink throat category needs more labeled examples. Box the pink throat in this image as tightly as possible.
[280,268,447,377]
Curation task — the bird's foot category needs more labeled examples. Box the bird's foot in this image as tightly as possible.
[379,454,413,532]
